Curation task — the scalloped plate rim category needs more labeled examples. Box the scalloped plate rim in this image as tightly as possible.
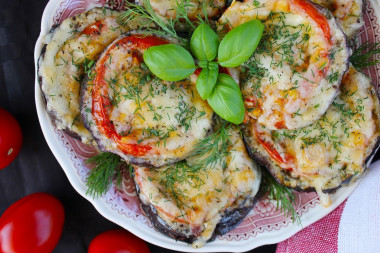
[33,0,379,252]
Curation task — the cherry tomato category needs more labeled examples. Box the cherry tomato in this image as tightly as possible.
[88,229,150,253]
[0,193,65,253]
[0,108,23,169]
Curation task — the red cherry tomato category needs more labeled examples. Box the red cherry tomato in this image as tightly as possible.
[0,108,23,169]
[88,229,150,253]
[0,193,65,253]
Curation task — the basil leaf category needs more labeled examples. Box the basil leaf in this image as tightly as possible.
[207,73,245,124]
[199,60,208,69]
[196,68,218,100]
[208,61,219,70]
[191,24,220,61]
[218,20,264,68]
[143,44,196,81]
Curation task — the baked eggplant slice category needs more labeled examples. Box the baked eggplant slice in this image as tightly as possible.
[133,126,261,248]
[137,0,226,20]
[220,0,350,130]
[81,34,213,167]
[242,65,380,206]
[311,0,364,38]
[38,8,142,143]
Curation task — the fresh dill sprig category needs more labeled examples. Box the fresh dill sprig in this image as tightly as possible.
[85,152,125,198]
[173,0,197,30]
[197,0,211,25]
[117,0,208,45]
[190,121,231,170]
[260,169,301,224]
[158,121,231,209]
[350,41,380,69]
[118,0,179,39]
[159,161,205,209]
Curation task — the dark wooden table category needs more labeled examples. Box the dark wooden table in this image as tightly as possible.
[0,0,276,252]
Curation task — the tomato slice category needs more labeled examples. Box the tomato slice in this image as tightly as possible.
[292,0,331,43]
[92,35,169,157]
[253,124,294,170]
[0,193,64,253]
[88,229,150,253]
[245,96,262,110]
[82,20,103,36]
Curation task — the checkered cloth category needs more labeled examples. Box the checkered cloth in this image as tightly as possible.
[277,160,380,253]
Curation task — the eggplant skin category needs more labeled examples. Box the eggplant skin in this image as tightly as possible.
[80,33,214,168]
[135,182,260,244]
[81,68,165,168]
[221,0,350,131]
[212,193,260,237]
[132,127,261,247]
[38,8,137,144]
[310,0,364,38]
[242,65,380,193]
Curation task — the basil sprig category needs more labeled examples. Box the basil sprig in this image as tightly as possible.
[208,74,245,124]
[143,44,196,81]
[218,20,264,67]
[190,24,220,61]
[197,68,219,99]
[143,20,264,124]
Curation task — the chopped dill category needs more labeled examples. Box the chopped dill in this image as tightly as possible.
[85,152,127,198]
[260,169,301,223]
[117,0,207,45]
[190,121,231,170]
[156,121,232,207]
[350,41,380,69]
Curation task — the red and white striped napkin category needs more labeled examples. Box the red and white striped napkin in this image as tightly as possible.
[277,160,380,253]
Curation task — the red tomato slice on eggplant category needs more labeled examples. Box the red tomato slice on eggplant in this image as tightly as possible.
[0,108,22,169]
[88,229,150,253]
[91,35,169,157]
[0,193,65,253]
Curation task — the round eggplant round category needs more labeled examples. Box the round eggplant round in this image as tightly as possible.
[310,0,364,38]
[38,8,143,143]
[137,0,227,20]
[242,65,380,205]
[133,125,261,248]
[220,0,350,130]
[81,34,214,167]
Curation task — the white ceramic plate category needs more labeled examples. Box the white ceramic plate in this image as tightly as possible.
[34,0,380,252]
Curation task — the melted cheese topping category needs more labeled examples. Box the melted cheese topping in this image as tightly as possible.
[311,0,364,38]
[38,8,142,143]
[220,0,350,130]
[134,128,261,248]
[139,0,226,19]
[82,35,213,167]
[248,65,380,196]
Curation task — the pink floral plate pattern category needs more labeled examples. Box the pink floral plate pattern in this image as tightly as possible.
[34,0,380,252]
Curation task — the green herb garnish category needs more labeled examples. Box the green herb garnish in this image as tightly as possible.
[118,0,202,44]
[206,74,245,124]
[261,169,300,223]
[143,44,196,81]
[196,66,218,99]
[142,21,263,124]
[350,41,380,69]
[157,121,232,207]
[217,20,263,68]
[85,152,125,198]
[190,121,231,169]
[190,23,220,61]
